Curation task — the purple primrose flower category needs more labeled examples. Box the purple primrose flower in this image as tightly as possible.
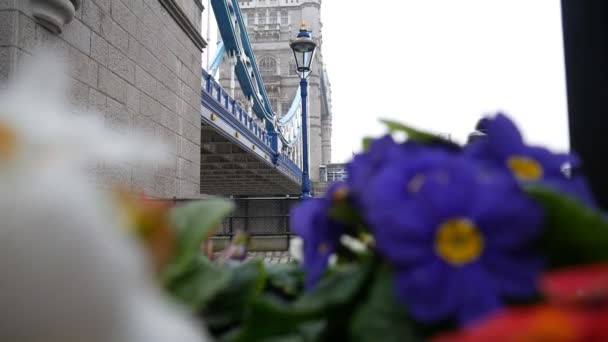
[363,153,544,324]
[465,113,595,206]
[291,182,348,288]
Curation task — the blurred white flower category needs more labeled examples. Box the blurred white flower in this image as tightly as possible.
[0,50,208,341]
[0,51,164,175]
[340,234,367,254]
[289,236,303,263]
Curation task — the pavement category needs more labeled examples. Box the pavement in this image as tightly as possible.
[245,251,293,264]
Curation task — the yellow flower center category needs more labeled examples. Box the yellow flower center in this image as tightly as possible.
[507,155,543,181]
[435,218,484,266]
[0,121,17,161]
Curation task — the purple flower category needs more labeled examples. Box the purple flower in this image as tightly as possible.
[363,153,544,324]
[291,182,347,288]
[347,135,448,203]
[465,113,595,206]
[347,135,401,198]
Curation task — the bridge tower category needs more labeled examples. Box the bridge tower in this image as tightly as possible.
[219,0,332,182]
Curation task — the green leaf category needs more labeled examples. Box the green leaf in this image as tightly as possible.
[526,186,608,268]
[328,200,362,226]
[225,294,320,342]
[380,119,460,150]
[293,259,373,314]
[362,137,374,151]
[166,255,232,311]
[265,263,305,298]
[162,198,234,284]
[349,266,419,342]
[203,260,266,331]
[225,259,374,341]
[381,119,439,142]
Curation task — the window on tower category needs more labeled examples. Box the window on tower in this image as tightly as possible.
[259,56,277,76]
[269,11,278,24]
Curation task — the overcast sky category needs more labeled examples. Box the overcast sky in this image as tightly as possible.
[321,1,569,163]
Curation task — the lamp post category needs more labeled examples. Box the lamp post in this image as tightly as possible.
[290,23,317,198]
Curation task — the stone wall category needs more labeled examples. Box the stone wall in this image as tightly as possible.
[0,0,205,199]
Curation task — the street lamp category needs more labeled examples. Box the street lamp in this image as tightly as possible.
[290,23,317,198]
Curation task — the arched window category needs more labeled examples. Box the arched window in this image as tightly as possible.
[259,56,277,76]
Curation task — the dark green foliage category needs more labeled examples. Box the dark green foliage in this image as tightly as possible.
[526,186,608,268]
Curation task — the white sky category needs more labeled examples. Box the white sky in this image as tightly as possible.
[321,1,569,163]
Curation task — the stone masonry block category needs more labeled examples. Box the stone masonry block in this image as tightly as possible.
[17,13,37,51]
[0,11,17,47]
[143,0,162,18]
[179,117,199,144]
[135,43,162,81]
[108,44,134,83]
[158,63,178,91]
[99,66,127,103]
[111,0,136,33]
[92,0,111,13]
[127,34,141,61]
[138,19,158,53]
[126,82,140,112]
[160,105,178,133]
[139,92,161,122]
[0,46,16,82]
[82,0,104,33]
[155,81,178,113]
[88,88,107,115]
[0,0,17,10]
[105,97,131,133]
[61,18,91,54]
[123,0,144,20]
[177,157,198,184]
[90,32,108,66]
[157,152,178,177]
[177,98,199,127]
[69,78,90,110]
[178,137,199,162]
[179,61,200,91]
[157,44,178,74]
[181,81,199,114]
[100,17,128,53]
[131,112,157,138]
[152,173,177,198]
[35,24,71,59]
[141,1,160,32]
[156,125,179,156]
[131,166,157,196]
[68,46,98,87]
[178,179,199,199]
[135,65,156,97]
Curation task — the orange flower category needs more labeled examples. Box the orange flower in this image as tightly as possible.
[433,306,598,342]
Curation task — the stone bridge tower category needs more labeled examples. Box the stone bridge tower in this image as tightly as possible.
[219,0,332,181]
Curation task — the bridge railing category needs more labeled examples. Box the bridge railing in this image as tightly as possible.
[202,69,271,148]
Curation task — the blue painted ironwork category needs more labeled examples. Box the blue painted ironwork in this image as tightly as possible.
[299,78,311,197]
[209,0,302,151]
[202,69,274,156]
[209,40,225,78]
